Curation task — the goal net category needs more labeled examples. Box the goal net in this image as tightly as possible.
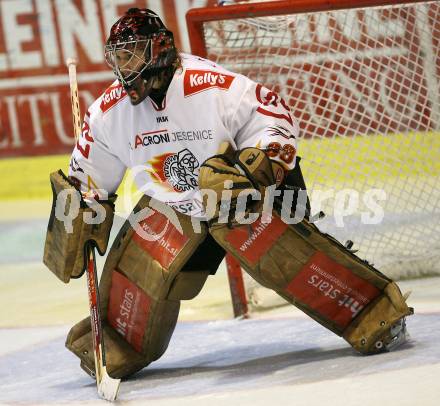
[187,0,440,310]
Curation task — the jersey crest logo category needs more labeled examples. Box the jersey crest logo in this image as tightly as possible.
[184,69,235,97]
[148,149,200,192]
[100,83,127,113]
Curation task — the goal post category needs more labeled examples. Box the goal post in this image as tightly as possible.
[186,0,429,56]
[186,0,440,315]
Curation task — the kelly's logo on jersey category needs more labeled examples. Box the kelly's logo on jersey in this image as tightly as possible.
[184,69,235,97]
[100,83,127,113]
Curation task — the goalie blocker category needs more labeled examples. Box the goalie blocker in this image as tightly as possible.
[43,170,116,283]
[199,145,413,354]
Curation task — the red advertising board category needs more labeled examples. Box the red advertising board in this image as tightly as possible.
[0,0,216,158]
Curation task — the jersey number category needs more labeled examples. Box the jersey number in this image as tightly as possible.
[76,119,94,159]
[256,84,293,126]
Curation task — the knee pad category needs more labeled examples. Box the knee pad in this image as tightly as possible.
[66,195,209,378]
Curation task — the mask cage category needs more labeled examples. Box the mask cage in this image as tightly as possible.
[104,39,153,87]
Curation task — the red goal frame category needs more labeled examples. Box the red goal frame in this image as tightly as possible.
[186,0,430,58]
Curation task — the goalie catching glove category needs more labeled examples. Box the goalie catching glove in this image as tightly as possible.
[199,142,286,224]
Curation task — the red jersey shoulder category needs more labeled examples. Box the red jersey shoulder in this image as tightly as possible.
[183,69,235,97]
[100,83,127,113]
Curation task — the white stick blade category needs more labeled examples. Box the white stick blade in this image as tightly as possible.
[97,368,121,402]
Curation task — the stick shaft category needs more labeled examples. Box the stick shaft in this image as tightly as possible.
[65,58,120,401]
[85,245,120,401]
[225,254,249,318]
[66,59,82,141]
[86,246,106,375]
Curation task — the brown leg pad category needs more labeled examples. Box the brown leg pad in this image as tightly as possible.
[66,298,180,379]
[209,213,413,351]
[65,195,208,378]
[343,282,413,353]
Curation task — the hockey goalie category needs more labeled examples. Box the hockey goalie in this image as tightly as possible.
[43,8,413,379]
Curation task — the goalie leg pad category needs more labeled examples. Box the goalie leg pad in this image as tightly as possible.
[209,214,413,354]
[342,282,412,353]
[66,195,209,378]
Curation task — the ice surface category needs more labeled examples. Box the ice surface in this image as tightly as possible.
[1,215,439,405]
[1,313,439,405]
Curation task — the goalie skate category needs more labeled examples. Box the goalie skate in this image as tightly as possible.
[371,318,410,354]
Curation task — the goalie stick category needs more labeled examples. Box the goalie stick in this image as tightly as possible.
[85,245,120,401]
[225,254,249,318]
[66,58,121,401]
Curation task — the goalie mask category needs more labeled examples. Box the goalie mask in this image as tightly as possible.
[104,8,178,104]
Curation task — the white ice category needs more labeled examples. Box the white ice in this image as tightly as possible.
[1,306,439,406]
[1,213,439,405]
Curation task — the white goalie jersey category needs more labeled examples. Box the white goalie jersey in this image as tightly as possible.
[69,53,299,217]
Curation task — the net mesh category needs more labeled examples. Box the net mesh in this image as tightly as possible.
[200,1,440,279]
